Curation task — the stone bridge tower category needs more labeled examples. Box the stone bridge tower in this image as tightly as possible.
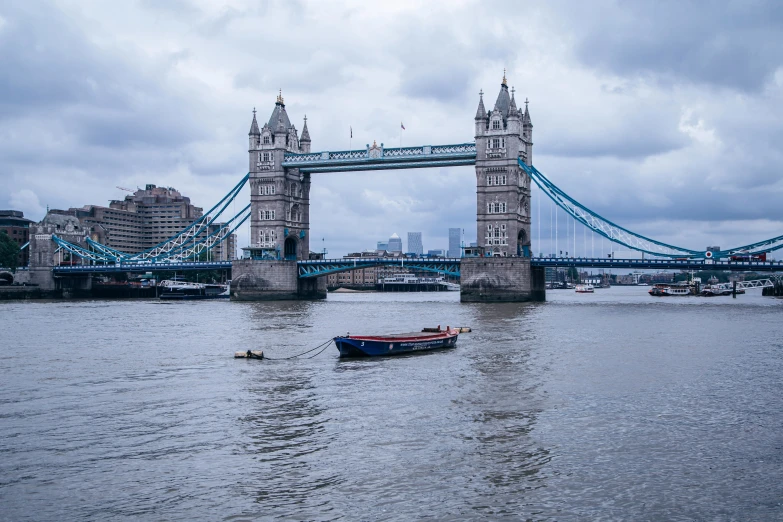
[461,72,544,302]
[473,72,533,257]
[247,91,311,261]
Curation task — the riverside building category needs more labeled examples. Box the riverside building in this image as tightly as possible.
[0,210,34,267]
[58,185,236,260]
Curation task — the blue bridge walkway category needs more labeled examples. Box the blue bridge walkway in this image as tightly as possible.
[52,261,232,274]
[50,256,783,277]
[530,257,783,272]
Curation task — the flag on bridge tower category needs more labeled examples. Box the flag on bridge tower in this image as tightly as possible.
[350,126,352,138]
[401,122,405,130]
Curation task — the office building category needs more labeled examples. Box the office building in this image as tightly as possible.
[448,228,461,258]
[387,233,402,253]
[407,232,423,256]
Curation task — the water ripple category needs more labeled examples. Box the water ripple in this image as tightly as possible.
[0,290,781,520]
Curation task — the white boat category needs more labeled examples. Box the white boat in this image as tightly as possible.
[158,279,229,300]
[575,284,595,293]
[649,283,692,296]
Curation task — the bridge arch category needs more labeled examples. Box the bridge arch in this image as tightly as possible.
[517,229,530,257]
[284,237,298,260]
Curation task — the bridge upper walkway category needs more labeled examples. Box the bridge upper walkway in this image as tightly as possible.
[282,143,477,173]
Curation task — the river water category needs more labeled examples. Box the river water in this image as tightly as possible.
[1,287,781,521]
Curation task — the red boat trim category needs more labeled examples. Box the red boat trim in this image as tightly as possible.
[344,330,458,343]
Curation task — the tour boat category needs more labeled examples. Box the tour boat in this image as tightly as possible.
[574,284,595,293]
[333,326,459,357]
[158,280,230,300]
[648,283,693,296]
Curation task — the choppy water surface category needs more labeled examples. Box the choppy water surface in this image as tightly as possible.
[1,287,782,521]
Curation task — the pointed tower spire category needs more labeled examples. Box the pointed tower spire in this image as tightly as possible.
[249,107,260,136]
[502,68,507,87]
[493,77,511,118]
[275,111,287,135]
[523,97,532,126]
[300,115,311,142]
[509,86,517,112]
[475,89,487,120]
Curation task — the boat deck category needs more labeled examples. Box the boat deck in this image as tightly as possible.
[348,331,448,340]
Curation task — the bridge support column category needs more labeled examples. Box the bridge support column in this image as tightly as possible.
[460,257,545,302]
[230,259,326,301]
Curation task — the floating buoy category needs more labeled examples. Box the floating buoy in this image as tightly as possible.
[235,350,264,359]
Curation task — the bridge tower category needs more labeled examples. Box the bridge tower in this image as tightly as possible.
[233,92,324,300]
[460,72,544,302]
[473,72,533,257]
[246,91,311,261]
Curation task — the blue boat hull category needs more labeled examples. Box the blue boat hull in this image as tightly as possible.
[333,334,457,357]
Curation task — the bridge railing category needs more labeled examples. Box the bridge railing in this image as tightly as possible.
[52,261,233,273]
[530,256,783,270]
[298,257,463,264]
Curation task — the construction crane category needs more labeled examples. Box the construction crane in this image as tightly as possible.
[116,186,134,193]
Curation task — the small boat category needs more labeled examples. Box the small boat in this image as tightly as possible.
[234,350,264,359]
[334,326,459,357]
[575,284,595,293]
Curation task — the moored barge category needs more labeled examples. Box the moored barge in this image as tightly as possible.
[334,327,459,357]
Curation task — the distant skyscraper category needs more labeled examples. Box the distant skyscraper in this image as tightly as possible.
[388,233,402,252]
[377,241,388,251]
[407,232,423,256]
[448,228,461,258]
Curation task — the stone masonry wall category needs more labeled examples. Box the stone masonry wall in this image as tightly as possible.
[460,257,539,302]
[230,259,326,300]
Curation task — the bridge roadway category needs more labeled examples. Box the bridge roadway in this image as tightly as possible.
[52,261,233,274]
[50,257,783,276]
[530,257,783,272]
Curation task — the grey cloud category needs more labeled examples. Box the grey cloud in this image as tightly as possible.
[399,64,473,103]
[138,0,201,17]
[391,11,516,103]
[558,0,783,92]
[2,0,783,257]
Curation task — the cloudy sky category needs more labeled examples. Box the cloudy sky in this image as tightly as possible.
[2,0,783,258]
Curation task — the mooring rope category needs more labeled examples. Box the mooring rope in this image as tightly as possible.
[262,338,334,360]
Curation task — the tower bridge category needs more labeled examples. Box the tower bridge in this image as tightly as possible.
[231,73,538,301]
[28,73,783,300]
